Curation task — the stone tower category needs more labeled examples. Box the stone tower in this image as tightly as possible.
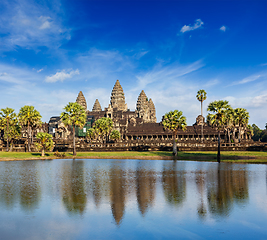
[110,80,127,111]
[148,98,157,123]
[76,91,87,110]
[92,99,102,111]
[136,90,156,123]
[136,90,150,122]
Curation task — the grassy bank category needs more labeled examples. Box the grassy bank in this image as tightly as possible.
[0,151,266,163]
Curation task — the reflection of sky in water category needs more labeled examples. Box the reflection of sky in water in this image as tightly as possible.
[0,159,266,239]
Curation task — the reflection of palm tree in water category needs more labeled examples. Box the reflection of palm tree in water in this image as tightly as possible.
[136,161,156,216]
[162,161,186,206]
[195,170,207,220]
[110,165,126,226]
[0,162,19,210]
[91,168,103,208]
[207,164,249,217]
[19,161,41,213]
[61,160,87,216]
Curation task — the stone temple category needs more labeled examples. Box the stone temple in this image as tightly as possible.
[47,79,253,150]
[75,79,157,139]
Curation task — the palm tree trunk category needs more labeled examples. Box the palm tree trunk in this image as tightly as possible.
[6,118,9,152]
[201,101,203,142]
[173,132,177,156]
[10,139,13,152]
[73,123,76,156]
[28,121,31,152]
[217,131,221,163]
[238,126,241,143]
[42,148,45,157]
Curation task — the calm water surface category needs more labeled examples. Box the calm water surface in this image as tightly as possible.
[0,159,266,240]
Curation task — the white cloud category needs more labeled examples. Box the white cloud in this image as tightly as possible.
[180,19,204,33]
[37,68,43,73]
[45,69,80,83]
[251,94,267,107]
[0,0,70,50]
[220,26,226,32]
[40,20,51,30]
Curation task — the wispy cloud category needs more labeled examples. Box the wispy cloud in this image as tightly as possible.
[230,72,267,86]
[220,26,226,32]
[180,19,204,33]
[134,60,205,90]
[0,0,70,51]
[45,69,80,83]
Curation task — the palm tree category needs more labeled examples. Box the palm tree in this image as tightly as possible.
[196,90,207,142]
[162,110,187,156]
[0,108,17,151]
[224,108,234,143]
[93,117,114,143]
[60,102,86,156]
[18,106,42,152]
[234,108,249,143]
[86,128,96,141]
[110,129,121,142]
[207,100,231,163]
[246,124,254,140]
[35,132,54,157]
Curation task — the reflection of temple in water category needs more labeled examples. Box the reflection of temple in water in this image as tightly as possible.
[0,160,252,225]
[136,162,156,216]
[110,166,126,225]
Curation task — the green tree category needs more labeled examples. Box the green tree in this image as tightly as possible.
[110,129,120,142]
[234,108,249,142]
[251,124,262,141]
[162,110,187,156]
[60,102,86,156]
[18,106,42,152]
[224,108,234,143]
[0,108,18,151]
[35,132,54,157]
[86,128,96,141]
[207,100,231,163]
[196,90,207,142]
[93,117,114,143]
[3,122,21,152]
[246,124,254,140]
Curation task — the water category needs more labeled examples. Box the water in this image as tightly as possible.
[0,159,266,239]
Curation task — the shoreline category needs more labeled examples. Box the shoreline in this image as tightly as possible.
[0,151,266,163]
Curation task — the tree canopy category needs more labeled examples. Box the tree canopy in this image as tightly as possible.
[35,132,54,157]
[162,110,187,156]
[60,102,87,156]
[0,108,21,151]
[18,105,42,152]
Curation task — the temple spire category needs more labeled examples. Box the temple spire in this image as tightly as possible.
[92,99,102,111]
[76,91,87,110]
[110,80,127,111]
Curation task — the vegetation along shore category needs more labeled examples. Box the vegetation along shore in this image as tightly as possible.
[0,151,266,163]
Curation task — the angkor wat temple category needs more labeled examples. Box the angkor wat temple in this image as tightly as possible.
[46,80,256,152]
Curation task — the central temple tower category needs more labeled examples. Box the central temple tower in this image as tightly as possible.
[110,80,127,111]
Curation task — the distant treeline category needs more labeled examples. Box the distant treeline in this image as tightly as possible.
[252,124,267,142]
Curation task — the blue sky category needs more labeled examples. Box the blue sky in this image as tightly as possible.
[0,0,266,128]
